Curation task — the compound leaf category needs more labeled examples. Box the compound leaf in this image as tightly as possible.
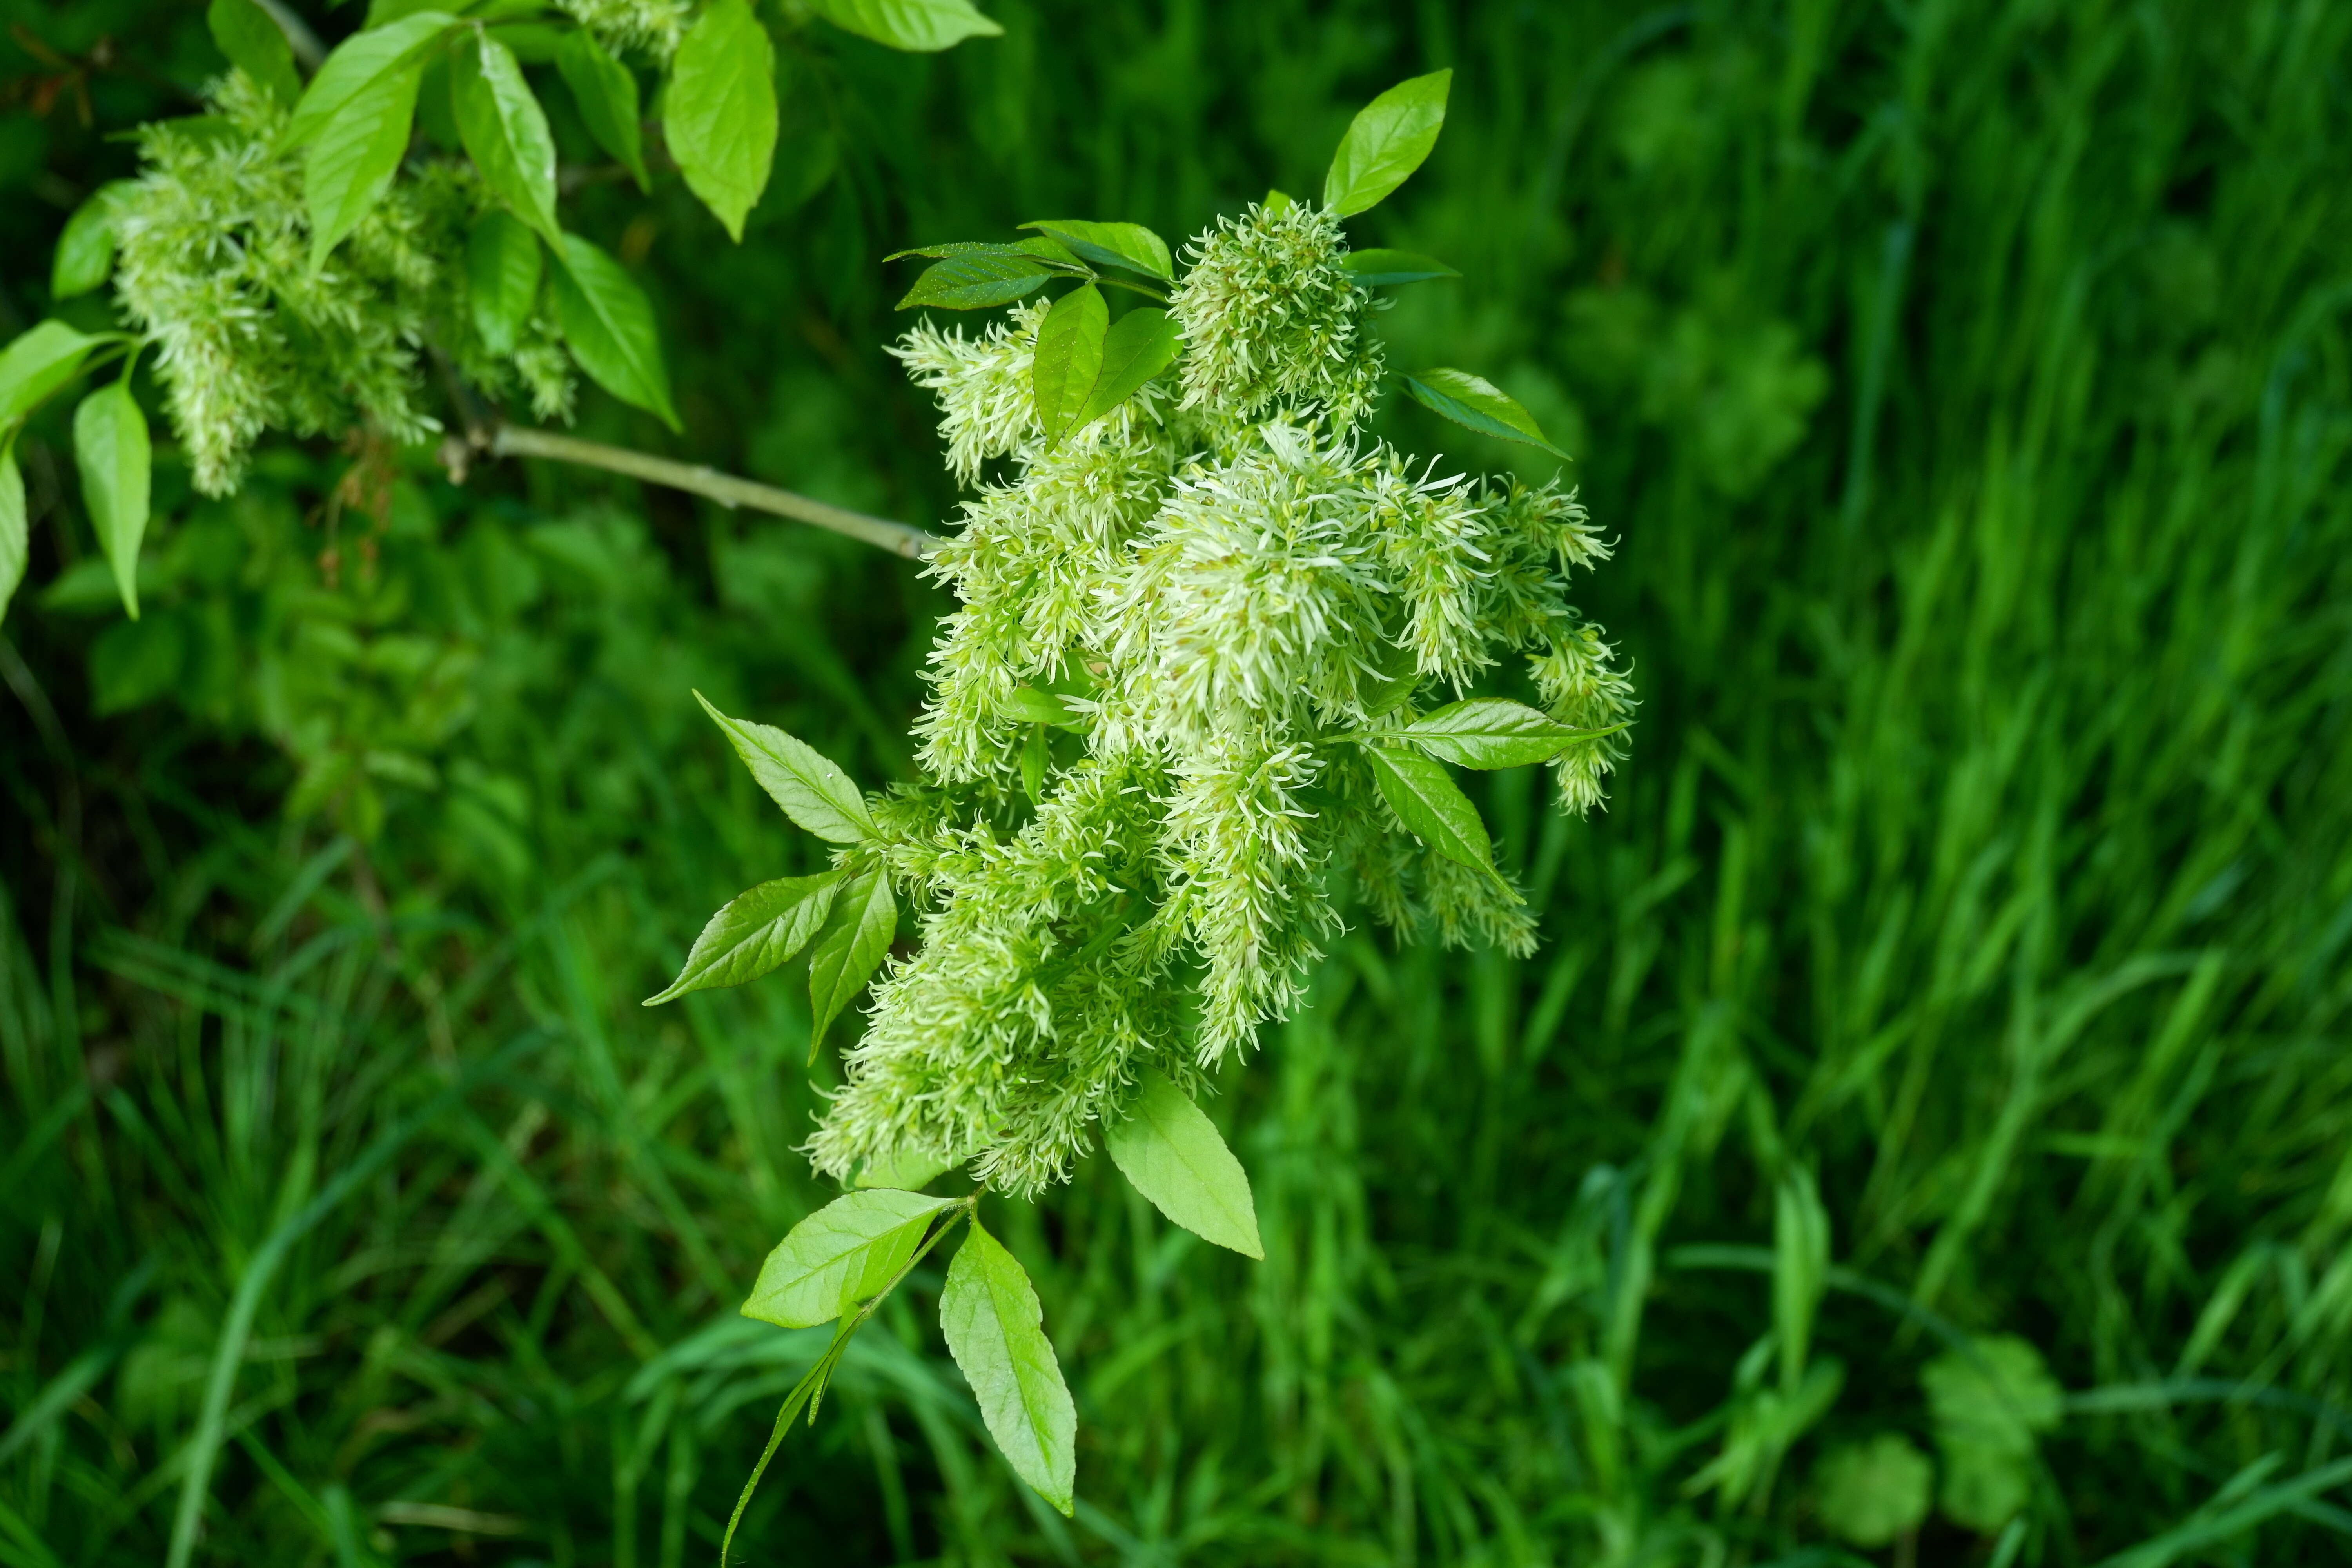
[1378,697,1614,768]
[555,28,648,191]
[1105,1071,1263,1258]
[644,872,842,1005]
[806,0,1002,51]
[1031,283,1107,447]
[666,0,777,242]
[743,1190,958,1328]
[550,233,679,429]
[465,210,541,357]
[73,381,151,621]
[1401,368,1566,457]
[1073,307,1178,431]
[693,691,875,842]
[453,30,560,247]
[1323,68,1451,217]
[808,870,896,1055]
[941,1220,1076,1515]
[208,0,303,107]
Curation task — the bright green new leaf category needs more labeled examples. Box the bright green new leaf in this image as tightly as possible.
[808,870,896,1055]
[73,381,151,621]
[897,252,1055,310]
[1018,220,1172,282]
[1005,686,1078,726]
[1344,248,1460,286]
[0,450,25,624]
[1364,743,1512,893]
[281,12,454,151]
[940,1220,1076,1515]
[1377,697,1613,768]
[453,31,561,247]
[693,692,875,842]
[666,0,778,243]
[550,234,680,429]
[304,55,427,266]
[52,182,136,301]
[1073,307,1179,430]
[1814,1436,1933,1549]
[1263,188,1295,213]
[0,322,104,426]
[1401,368,1567,457]
[742,1189,957,1328]
[1104,1071,1263,1258]
[805,0,1002,51]
[644,871,843,1005]
[855,1149,950,1191]
[1031,283,1107,446]
[554,29,648,191]
[465,210,541,357]
[1323,68,1451,217]
[208,0,302,107]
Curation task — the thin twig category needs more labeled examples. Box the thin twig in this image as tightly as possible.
[483,425,944,561]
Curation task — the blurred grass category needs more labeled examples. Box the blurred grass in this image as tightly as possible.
[4,0,2352,1563]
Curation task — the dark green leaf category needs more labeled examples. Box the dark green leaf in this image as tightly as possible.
[1363,743,1512,892]
[805,0,1002,51]
[742,1190,957,1328]
[1322,68,1451,218]
[453,31,560,247]
[280,12,454,151]
[1104,1071,1263,1258]
[303,53,426,266]
[73,381,151,621]
[1376,697,1616,768]
[0,449,25,624]
[808,869,896,1055]
[549,233,679,429]
[940,1219,1076,1515]
[51,182,135,300]
[1031,283,1107,446]
[554,28,647,191]
[666,0,777,243]
[896,252,1054,310]
[1018,220,1172,281]
[465,210,541,357]
[693,691,876,842]
[0,323,105,426]
[1401,368,1566,458]
[1344,248,1460,287]
[644,872,842,1005]
[855,1149,950,1191]
[1072,307,1178,430]
[208,0,301,107]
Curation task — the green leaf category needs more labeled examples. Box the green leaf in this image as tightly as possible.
[808,869,896,1054]
[281,12,454,151]
[897,252,1054,311]
[805,0,1002,51]
[1262,188,1295,213]
[1376,697,1616,768]
[1344,248,1459,287]
[1031,283,1107,447]
[51,182,135,301]
[1019,724,1047,800]
[742,1189,958,1328]
[554,28,647,191]
[1004,686,1078,726]
[303,54,426,266]
[0,322,105,427]
[1400,368,1567,458]
[453,31,560,247]
[464,210,542,358]
[1363,743,1511,891]
[1322,68,1452,218]
[644,872,843,1005]
[692,691,875,842]
[0,449,26,624]
[73,381,151,621]
[855,1149,950,1191]
[1072,307,1178,431]
[886,240,1069,267]
[549,233,679,429]
[1104,1071,1263,1259]
[1017,220,1172,282]
[207,0,302,107]
[666,0,777,243]
[1815,1436,1934,1550]
[940,1219,1076,1515]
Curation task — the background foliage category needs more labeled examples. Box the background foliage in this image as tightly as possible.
[4,0,2350,1563]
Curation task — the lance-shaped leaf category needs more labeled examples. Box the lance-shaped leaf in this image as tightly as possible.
[1323,68,1451,218]
[1073,307,1178,431]
[666,0,777,243]
[644,871,842,1005]
[1374,697,1617,769]
[1363,742,1514,896]
[0,321,105,426]
[73,381,151,621]
[941,1220,1076,1515]
[1344,248,1459,287]
[0,449,26,623]
[555,28,648,191]
[465,210,541,357]
[693,691,875,843]
[1105,1071,1263,1259]
[209,0,302,107]
[1031,283,1107,447]
[453,31,560,247]
[304,54,427,266]
[808,869,896,1055]
[806,0,1002,51]
[897,251,1055,310]
[1401,368,1566,457]
[885,240,1084,270]
[281,12,454,151]
[52,181,137,301]
[743,1190,958,1328]
[1017,220,1172,282]
[550,233,680,429]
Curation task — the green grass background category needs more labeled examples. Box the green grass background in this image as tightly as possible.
[4,0,2350,1562]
